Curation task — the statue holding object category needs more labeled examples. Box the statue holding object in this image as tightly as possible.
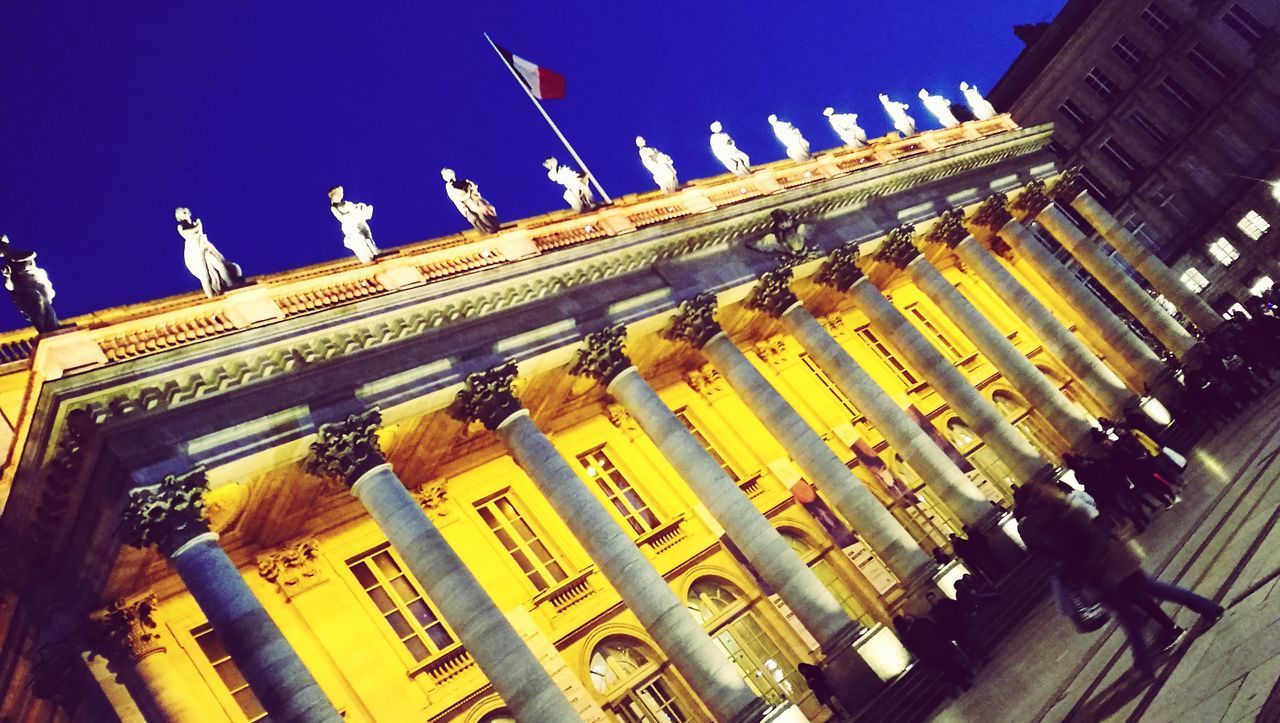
[823,107,868,148]
[709,121,751,178]
[879,94,917,136]
[327,186,379,263]
[960,82,998,120]
[767,114,811,162]
[442,168,500,234]
[0,235,58,332]
[543,157,596,213]
[636,136,679,193]
[918,89,961,129]
[175,207,243,297]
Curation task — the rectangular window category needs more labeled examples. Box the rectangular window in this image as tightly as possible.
[1124,216,1160,248]
[577,447,661,536]
[1112,36,1147,69]
[347,545,456,662]
[1078,168,1115,207]
[1186,44,1232,84]
[906,305,965,362]
[1141,3,1176,36]
[1208,237,1240,266]
[1099,138,1143,178]
[1047,140,1070,160]
[1058,99,1093,132]
[476,493,568,592]
[1157,77,1203,116]
[800,353,860,419]
[1238,210,1272,240]
[856,326,919,386]
[1180,267,1210,294]
[1223,4,1267,47]
[192,625,268,722]
[1085,68,1119,102]
[1127,110,1169,148]
[675,409,740,482]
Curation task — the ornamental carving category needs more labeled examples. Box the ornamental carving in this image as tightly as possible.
[569,324,633,385]
[413,479,449,517]
[971,193,1013,231]
[604,403,641,437]
[122,468,211,557]
[1010,179,1052,221]
[744,209,820,263]
[814,242,864,292]
[305,408,386,488]
[449,362,523,430]
[663,293,722,350]
[683,363,726,398]
[818,312,849,338]
[743,267,799,319]
[873,224,921,269]
[926,208,970,248]
[257,538,326,599]
[1050,167,1086,202]
[753,338,795,368]
[87,593,165,665]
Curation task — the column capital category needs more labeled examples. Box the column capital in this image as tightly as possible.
[123,468,211,557]
[1049,167,1086,203]
[450,362,523,430]
[663,293,722,349]
[87,593,165,666]
[814,242,864,292]
[925,208,970,248]
[873,224,920,270]
[257,538,327,600]
[569,324,633,385]
[743,267,799,319]
[971,193,1013,231]
[1010,179,1052,221]
[305,408,386,488]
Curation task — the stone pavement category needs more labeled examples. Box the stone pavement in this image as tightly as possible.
[933,385,1280,722]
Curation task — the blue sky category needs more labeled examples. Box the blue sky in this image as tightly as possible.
[0,1,1065,328]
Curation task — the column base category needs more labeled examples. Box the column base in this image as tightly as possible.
[819,624,887,715]
[895,564,946,616]
[725,695,771,723]
[967,508,1029,581]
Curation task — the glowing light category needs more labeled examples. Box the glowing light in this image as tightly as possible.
[856,624,913,680]
[1139,396,1172,427]
[1250,276,1274,297]
[1270,181,1280,203]
[934,560,969,599]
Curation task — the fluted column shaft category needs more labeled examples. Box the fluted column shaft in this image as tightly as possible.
[845,277,1049,485]
[778,304,992,526]
[1036,204,1197,359]
[905,255,1095,448]
[1069,189,1222,332]
[954,234,1135,418]
[133,651,197,722]
[88,595,197,723]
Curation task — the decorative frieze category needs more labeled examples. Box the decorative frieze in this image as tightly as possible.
[970,193,1013,231]
[1010,179,1052,221]
[449,362,523,430]
[743,267,799,319]
[814,242,864,292]
[569,324,633,385]
[87,593,164,665]
[412,479,449,517]
[663,293,722,350]
[925,208,970,248]
[123,468,211,557]
[305,408,386,488]
[1049,167,1086,202]
[257,538,327,599]
[873,224,921,269]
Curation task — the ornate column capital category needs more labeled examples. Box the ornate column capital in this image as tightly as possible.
[123,468,211,557]
[449,362,523,430]
[1010,179,1052,221]
[569,324,633,385]
[663,293,722,349]
[1050,167,1086,202]
[743,267,799,319]
[306,408,386,488]
[971,193,1013,231]
[257,538,327,600]
[873,224,921,269]
[926,208,970,248]
[814,242,864,292]
[87,593,165,665]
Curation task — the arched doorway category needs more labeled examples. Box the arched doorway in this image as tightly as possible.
[780,529,875,629]
[587,635,694,722]
[945,417,1015,500]
[992,389,1062,462]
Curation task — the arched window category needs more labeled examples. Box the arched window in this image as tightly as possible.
[588,636,691,722]
[781,531,872,628]
[886,456,962,547]
[993,390,1062,462]
[686,578,806,705]
[477,710,516,723]
[945,418,1015,499]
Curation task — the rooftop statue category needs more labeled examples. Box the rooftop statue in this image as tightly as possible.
[636,136,679,193]
[327,186,379,263]
[767,114,811,162]
[441,168,499,234]
[960,81,998,121]
[918,89,960,128]
[0,235,57,332]
[175,207,243,298]
[823,107,868,148]
[879,94,917,136]
[709,121,751,178]
[543,157,596,213]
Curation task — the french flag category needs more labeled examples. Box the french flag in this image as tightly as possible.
[495,45,566,100]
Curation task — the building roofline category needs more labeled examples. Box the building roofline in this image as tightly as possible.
[990,0,1104,108]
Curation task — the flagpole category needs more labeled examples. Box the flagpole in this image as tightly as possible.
[484,32,611,203]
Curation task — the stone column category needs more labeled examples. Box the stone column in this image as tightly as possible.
[450,365,764,723]
[934,206,1136,418]
[1016,180,1198,359]
[663,294,934,585]
[122,470,341,723]
[743,268,993,528]
[86,593,197,722]
[304,409,580,723]
[1055,169,1222,333]
[828,241,1051,486]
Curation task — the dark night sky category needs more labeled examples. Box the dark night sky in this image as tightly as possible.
[0,1,1065,331]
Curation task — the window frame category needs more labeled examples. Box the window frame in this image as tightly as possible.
[576,446,662,536]
[904,303,966,363]
[674,407,742,482]
[1223,4,1267,47]
[856,325,920,387]
[1057,99,1093,132]
[1140,2,1176,37]
[190,624,268,722]
[1180,267,1210,294]
[1157,76,1202,117]
[799,352,860,420]
[1207,237,1240,266]
[1237,210,1271,240]
[345,543,458,664]
[1099,138,1143,179]
[1084,68,1119,103]
[1186,44,1231,84]
[1112,36,1146,70]
[1127,110,1169,148]
[475,491,570,593]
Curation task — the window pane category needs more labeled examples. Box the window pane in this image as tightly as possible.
[350,560,377,589]
[385,610,413,637]
[402,635,431,661]
[424,623,455,650]
[373,551,401,578]
[389,575,418,603]
[213,660,248,691]
[368,586,396,613]
[233,687,267,720]
[195,631,228,663]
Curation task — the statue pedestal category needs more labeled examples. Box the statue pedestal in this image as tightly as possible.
[33,329,108,380]
[223,287,285,329]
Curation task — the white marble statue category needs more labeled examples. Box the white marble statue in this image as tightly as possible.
[175,207,242,297]
[543,157,596,213]
[709,121,751,177]
[767,114,811,162]
[327,186,379,263]
[918,89,960,128]
[879,94,917,136]
[441,168,499,234]
[636,136,679,193]
[822,107,868,147]
[960,81,998,120]
[0,235,57,332]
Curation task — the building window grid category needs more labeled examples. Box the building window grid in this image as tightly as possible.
[1057,99,1093,132]
[1140,3,1176,37]
[674,409,740,482]
[1238,210,1271,240]
[1127,110,1168,148]
[856,326,920,386]
[577,448,661,536]
[476,494,569,592]
[1187,44,1231,84]
[1180,267,1210,294]
[1223,4,1267,47]
[192,625,268,722]
[1112,36,1147,69]
[1084,68,1119,102]
[1123,216,1160,248]
[347,545,456,662]
[1157,77,1203,116]
[799,353,860,419]
[1099,138,1142,178]
[906,305,965,362]
[1208,237,1240,266]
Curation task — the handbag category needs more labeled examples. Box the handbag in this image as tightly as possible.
[1050,573,1111,633]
